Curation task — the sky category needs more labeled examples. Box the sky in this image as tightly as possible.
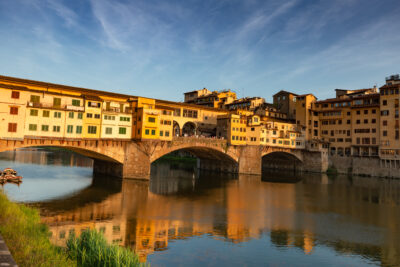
[0,0,399,102]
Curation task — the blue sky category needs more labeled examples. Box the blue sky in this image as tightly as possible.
[0,0,399,102]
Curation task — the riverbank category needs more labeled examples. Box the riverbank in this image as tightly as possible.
[0,192,74,266]
[0,192,145,267]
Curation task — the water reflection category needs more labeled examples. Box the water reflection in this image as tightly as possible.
[1,149,400,266]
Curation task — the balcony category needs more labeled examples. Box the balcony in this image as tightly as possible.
[103,107,132,114]
[66,105,84,111]
[27,102,85,111]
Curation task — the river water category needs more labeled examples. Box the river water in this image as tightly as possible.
[1,148,399,266]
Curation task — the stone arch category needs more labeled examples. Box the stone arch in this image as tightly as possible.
[182,122,197,136]
[262,151,303,172]
[173,121,181,137]
[0,139,125,164]
[150,142,239,173]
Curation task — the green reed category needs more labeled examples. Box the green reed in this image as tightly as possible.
[67,229,145,267]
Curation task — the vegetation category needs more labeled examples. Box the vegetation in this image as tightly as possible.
[326,165,338,176]
[155,154,197,164]
[0,192,74,267]
[0,192,144,267]
[67,229,144,267]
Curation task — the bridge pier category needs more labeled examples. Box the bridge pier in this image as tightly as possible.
[238,146,262,176]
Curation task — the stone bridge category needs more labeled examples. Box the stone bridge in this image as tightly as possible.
[0,137,328,179]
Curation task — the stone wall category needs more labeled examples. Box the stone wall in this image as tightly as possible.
[329,155,400,178]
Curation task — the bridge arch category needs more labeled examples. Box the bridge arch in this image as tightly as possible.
[182,121,197,136]
[149,138,239,173]
[0,139,126,164]
[173,121,181,137]
[262,151,303,172]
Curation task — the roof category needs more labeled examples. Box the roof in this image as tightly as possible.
[273,90,298,97]
[296,93,316,99]
[184,88,209,94]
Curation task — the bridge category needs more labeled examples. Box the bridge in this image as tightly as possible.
[0,136,328,179]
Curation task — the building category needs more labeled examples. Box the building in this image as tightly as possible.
[379,79,400,159]
[273,90,298,120]
[184,88,211,103]
[216,114,247,145]
[225,97,265,111]
[184,89,237,109]
[312,88,379,157]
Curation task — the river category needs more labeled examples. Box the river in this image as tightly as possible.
[1,148,399,266]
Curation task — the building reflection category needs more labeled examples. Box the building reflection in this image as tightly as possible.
[0,148,93,168]
[38,164,400,265]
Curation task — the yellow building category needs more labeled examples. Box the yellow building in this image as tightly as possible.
[82,96,103,139]
[379,78,400,158]
[0,83,29,140]
[132,97,160,140]
[101,98,132,139]
[216,114,247,145]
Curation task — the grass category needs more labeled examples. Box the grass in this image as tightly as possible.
[67,229,144,267]
[0,192,145,267]
[0,192,74,267]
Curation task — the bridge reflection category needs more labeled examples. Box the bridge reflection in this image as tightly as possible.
[36,165,400,265]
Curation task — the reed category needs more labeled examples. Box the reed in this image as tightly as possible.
[67,229,144,267]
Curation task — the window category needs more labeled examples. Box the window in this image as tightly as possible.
[68,112,74,119]
[383,120,387,126]
[88,126,97,134]
[383,100,387,105]
[77,113,83,119]
[104,115,115,120]
[87,113,93,118]
[183,109,198,118]
[173,109,181,116]
[165,131,170,137]
[120,117,130,122]
[76,126,82,134]
[364,110,368,114]
[11,91,20,99]
[105,127,112,134]
[43,110,50,117]
[30,95,40,103]
[67,125,73,133]
[372,109,376,114]
[72,99,80,106]
[29,124,37,131]
[148,117,156,123]
[119,127,126,134]
[30,109,38,116]
[53,126,61,132]
[53,98,61,107]
[10,107,18,115]
[151,129,156,135]
[347,112,350,116]
[383,130,387,136]
[54,112,61,118]
[356,110,360,115]
[41,125,49,131]
[145,129,149,135]
[94,114,100,119]
[88,101,101,108]
[8,123,17,132]
[160,131,163,137]
[381,110,389,116]
[347,120,351,124]
[364,119,368,124]
[372,119,376,123]
[356,120,360,124]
